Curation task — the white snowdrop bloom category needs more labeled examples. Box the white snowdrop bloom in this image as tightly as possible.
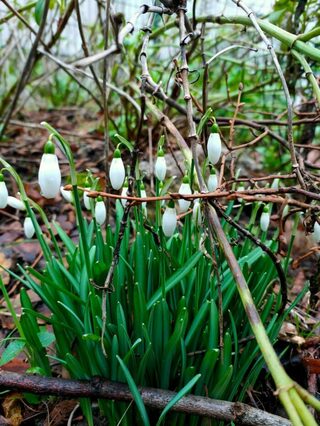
[162,201,177,237]
[260,207,270,232]
[312,222,320,244]
[192,200,202,227]
[237,185,245,203]
[60,186,73,203]
[38,141,61,199]
[7,196,26,211]
[207,169,218,192]
[109,148,125,190]
[121,179,129,208]
[95,197,106,225]
[178,176,192,213]
[140,182,147,210]
[0,174,8,208]
[155,149,166,182]
[24,216,35,239]
[83,190,91,210]
[207,126,221,165]
[271,178,280,190]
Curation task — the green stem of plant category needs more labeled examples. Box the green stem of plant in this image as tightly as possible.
[291,51,320,108]
[0,1,37,25]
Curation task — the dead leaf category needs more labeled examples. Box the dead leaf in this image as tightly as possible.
[0,252,12,285]
[2,394,23,426]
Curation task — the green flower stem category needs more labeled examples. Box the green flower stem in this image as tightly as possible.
[41,122,91,278]
[291,51,320,108]
[296,26,320,43]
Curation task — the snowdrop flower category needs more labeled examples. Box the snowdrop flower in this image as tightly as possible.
[7,195,26,211]
[95,196,106,225]
[192,200,202,227]
[83,186,91,210]
[140,182,147,210]
[207,168,218,192]
[271,178,280,190]
[155,149,166,182]
[38,140,61,199]
[260,206,270,232]
[109,148,125,190]
[162,200,177,237]
[0,173,8,208]
[312,221,320,244]
[207,124,221,165]
[237,185,245,203]
[121,179,129,208]
[178,175,192,213]
[60,186,73,203]
[24,216,35,239]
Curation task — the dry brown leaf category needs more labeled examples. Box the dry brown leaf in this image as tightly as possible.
[2,394,23,426]
[0,252,12,285]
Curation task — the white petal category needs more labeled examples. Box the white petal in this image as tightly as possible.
[207,133,221,165]
[109,158,125,190]
[24,217,35,239]
[121,187,128,208]
[260,212,270,232]
[83,191,91,210]
[162,206,177,237]
[178,183,192,213]
[140,189,147,209]
[0,181,8,208]
[38,154,61,199]
[155,157,166,181]
[7,196,26,211]
[60,186,73,203]
[95,201,106,225]
[192,201,202,226]
[207,174,218,192]
[312,222,320,244]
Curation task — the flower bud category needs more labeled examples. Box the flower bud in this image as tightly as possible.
[260,206,270,232]
[109,148,125,190]
[207,126,221,165]
[38,141,61,199]
[60,186,73,203]
[155,149,166,182]
[312,221,320,244]
[192,200,202,227]
[178,175,192,213]
[207,168,218,192]
[271,178,280,190]
[162,200,177,237]
[83,185,91,210]
[95,196,106,225]
[7,195,26,211]
[121,179,129,208]
[0,174,8,208]
[24,216,35,239]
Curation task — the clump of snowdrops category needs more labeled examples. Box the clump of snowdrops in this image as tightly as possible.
[0,123,303,425]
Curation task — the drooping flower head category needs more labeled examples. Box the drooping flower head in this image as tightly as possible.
[7,195,26,211]
[60,186,73,203]
[140,181,147,210]
[162,200,177,237]
[178,175,192,213]
[24,216,35,239]
[207,123,221,165]
[0,173,8,209]
[207,168,218,192]
[192,199,202,227]
[95,196,106,225]
[260,206,270,232]
[38,140,61,199]
[83,179,91,210]
[312,220,320,244]
[121,178,129,208]
[109,148,125,190]
[155,148,166,182]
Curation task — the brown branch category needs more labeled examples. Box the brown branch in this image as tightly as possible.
[0,371,290,426]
